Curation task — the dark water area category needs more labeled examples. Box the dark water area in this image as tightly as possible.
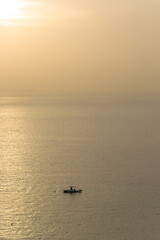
[0,96,160,240]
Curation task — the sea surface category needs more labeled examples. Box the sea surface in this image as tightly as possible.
[0,96,160,240]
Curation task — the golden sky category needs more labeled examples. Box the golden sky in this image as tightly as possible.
[0,0,160,96]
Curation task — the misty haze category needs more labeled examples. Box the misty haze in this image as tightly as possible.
[0,1,160,240]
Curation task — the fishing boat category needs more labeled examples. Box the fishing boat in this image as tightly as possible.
[63,186,82,193]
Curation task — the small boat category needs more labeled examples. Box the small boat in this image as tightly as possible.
[63,186,82,193]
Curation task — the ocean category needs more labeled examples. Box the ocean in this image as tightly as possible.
[0,96,160,240]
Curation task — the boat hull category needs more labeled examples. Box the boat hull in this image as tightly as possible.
[63,189,82,193]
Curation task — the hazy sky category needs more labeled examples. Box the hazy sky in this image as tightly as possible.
[0,0,160,96]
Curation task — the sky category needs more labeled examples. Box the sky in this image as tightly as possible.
[0,0,160,97]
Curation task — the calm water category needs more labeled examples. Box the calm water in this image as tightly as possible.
[0,96,160,240]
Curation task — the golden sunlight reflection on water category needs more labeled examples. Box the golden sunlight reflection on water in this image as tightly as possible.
[0,97,160,240]
[0,103,35,239]
[0,99,78,239]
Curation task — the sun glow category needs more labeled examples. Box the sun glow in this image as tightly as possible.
[0,0,25,21]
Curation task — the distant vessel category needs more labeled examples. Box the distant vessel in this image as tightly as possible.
[63,186,82,193]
